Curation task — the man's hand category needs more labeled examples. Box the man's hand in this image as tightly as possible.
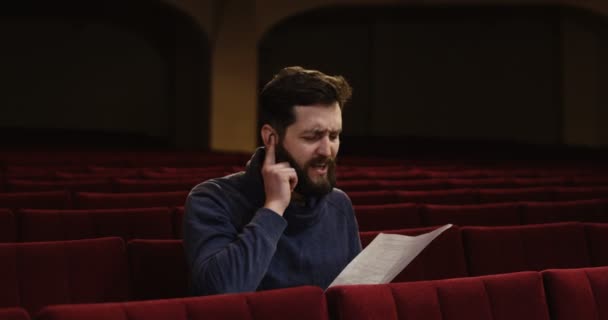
[262,134,297,216]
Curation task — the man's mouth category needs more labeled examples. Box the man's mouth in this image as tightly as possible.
[310,162,329,175]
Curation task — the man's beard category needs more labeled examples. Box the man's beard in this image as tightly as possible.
[274,142,337,197]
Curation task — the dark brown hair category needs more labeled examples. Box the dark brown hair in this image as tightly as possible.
[259,66,352,136]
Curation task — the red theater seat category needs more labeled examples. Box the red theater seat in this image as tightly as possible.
[0,308,30,320]
[584,223,608,267]
[359,226,467,282]
[462,222,590,276]
[347,190,400,206]
[354,203,422,231]
[18,208,174,242]
[127,239,188,300]
[555,186,608,201]
[6,179,113,193]
[114,178,200,193]
[522,199,608,224]
[172,207,185,238]
[0,209,16,242]
[72,191,188,209]
[338,179,448,192]
[395,189,477,205]
[36,286,328,320]
[326,271,550,320]
[423,203,521,227]
[0,191,70,210]
[542,266,608,320]
[478,187,554,203]
[0,237,129,315]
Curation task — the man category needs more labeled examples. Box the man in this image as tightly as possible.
[183,66,361,296]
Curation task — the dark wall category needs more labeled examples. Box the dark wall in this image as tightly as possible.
[259,6,563,146]
[0,1,210,149]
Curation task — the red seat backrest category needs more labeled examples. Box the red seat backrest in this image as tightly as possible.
[0,237,129,315]
[36,286,328,320]
[462,222,590,276]
[18,208,174,242]
[522,199,608,224]
[584,223,608,267]
[326,271,550,320]
[423,203,521,227]
[0,191,70,210]
[542,266,608,320]
[73,191,188,209]
[0,307,30,320]
[354,203,422,231]
[0,209,16,242]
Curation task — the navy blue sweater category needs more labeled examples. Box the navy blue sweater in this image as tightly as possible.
[183,147,361,296]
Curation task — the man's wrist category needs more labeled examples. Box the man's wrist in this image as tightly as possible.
[263,202,286,216]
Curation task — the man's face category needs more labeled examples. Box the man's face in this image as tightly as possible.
[275,102,342,197]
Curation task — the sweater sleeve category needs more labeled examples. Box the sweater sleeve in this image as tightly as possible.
[183,185,287,295]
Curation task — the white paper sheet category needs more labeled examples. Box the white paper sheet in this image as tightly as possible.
[328,224,452,288]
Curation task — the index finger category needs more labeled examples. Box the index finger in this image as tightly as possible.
[264,134,276,166]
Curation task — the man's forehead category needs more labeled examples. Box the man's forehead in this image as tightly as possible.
[291,103,342,131]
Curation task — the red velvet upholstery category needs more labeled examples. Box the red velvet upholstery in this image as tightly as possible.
[0,237,129,315]
[462,222,590,276]
[114,179,200,193]
[522,199,608,224]
[6,179,113,193]
[337,170,428,181]
[359,226,467,282]
[584,223,608,267]
[36,286,328,320]
[338,179,448,192]
[72,191,188,209]
[127,239,188,300]
[395,189,477,205]
[347,191,400,206]
[0,191,70,210]
[0,308,30,320]
[447,178,518,189]
[423,203,521,226]
[478,187,554,203]
[172,207,185,238]
[18,208,173,242]
[542,266,608,320]
[555,186,608,201]
[354,203,422,231]
[326,271,550,320]
[0,209,16,242]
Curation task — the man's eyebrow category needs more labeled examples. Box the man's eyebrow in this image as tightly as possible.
[301,128,342,135]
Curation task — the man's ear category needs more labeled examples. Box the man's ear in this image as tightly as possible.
[260,124,277,147]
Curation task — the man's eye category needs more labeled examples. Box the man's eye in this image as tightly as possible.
[330,134,340,141]
[303,136,317,141]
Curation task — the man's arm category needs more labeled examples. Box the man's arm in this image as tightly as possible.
[184,134,297,295]
[183,189,287,295]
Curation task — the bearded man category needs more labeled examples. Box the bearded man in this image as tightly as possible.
[183,66,361,295]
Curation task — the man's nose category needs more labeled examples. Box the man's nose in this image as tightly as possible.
[316,137,331,157]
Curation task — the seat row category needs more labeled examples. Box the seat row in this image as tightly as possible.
[4,266,607,320]
[355,198,608,231]
[2,199,608,243]
[348,186,608,205]
[2,222,606,316]
[126,222,608,298]
[0,207,183,243]
[2,186,608,211]
[0,191,188,210]
[4,175,608,194]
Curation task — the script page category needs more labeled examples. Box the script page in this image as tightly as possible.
[328,224,452,287]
